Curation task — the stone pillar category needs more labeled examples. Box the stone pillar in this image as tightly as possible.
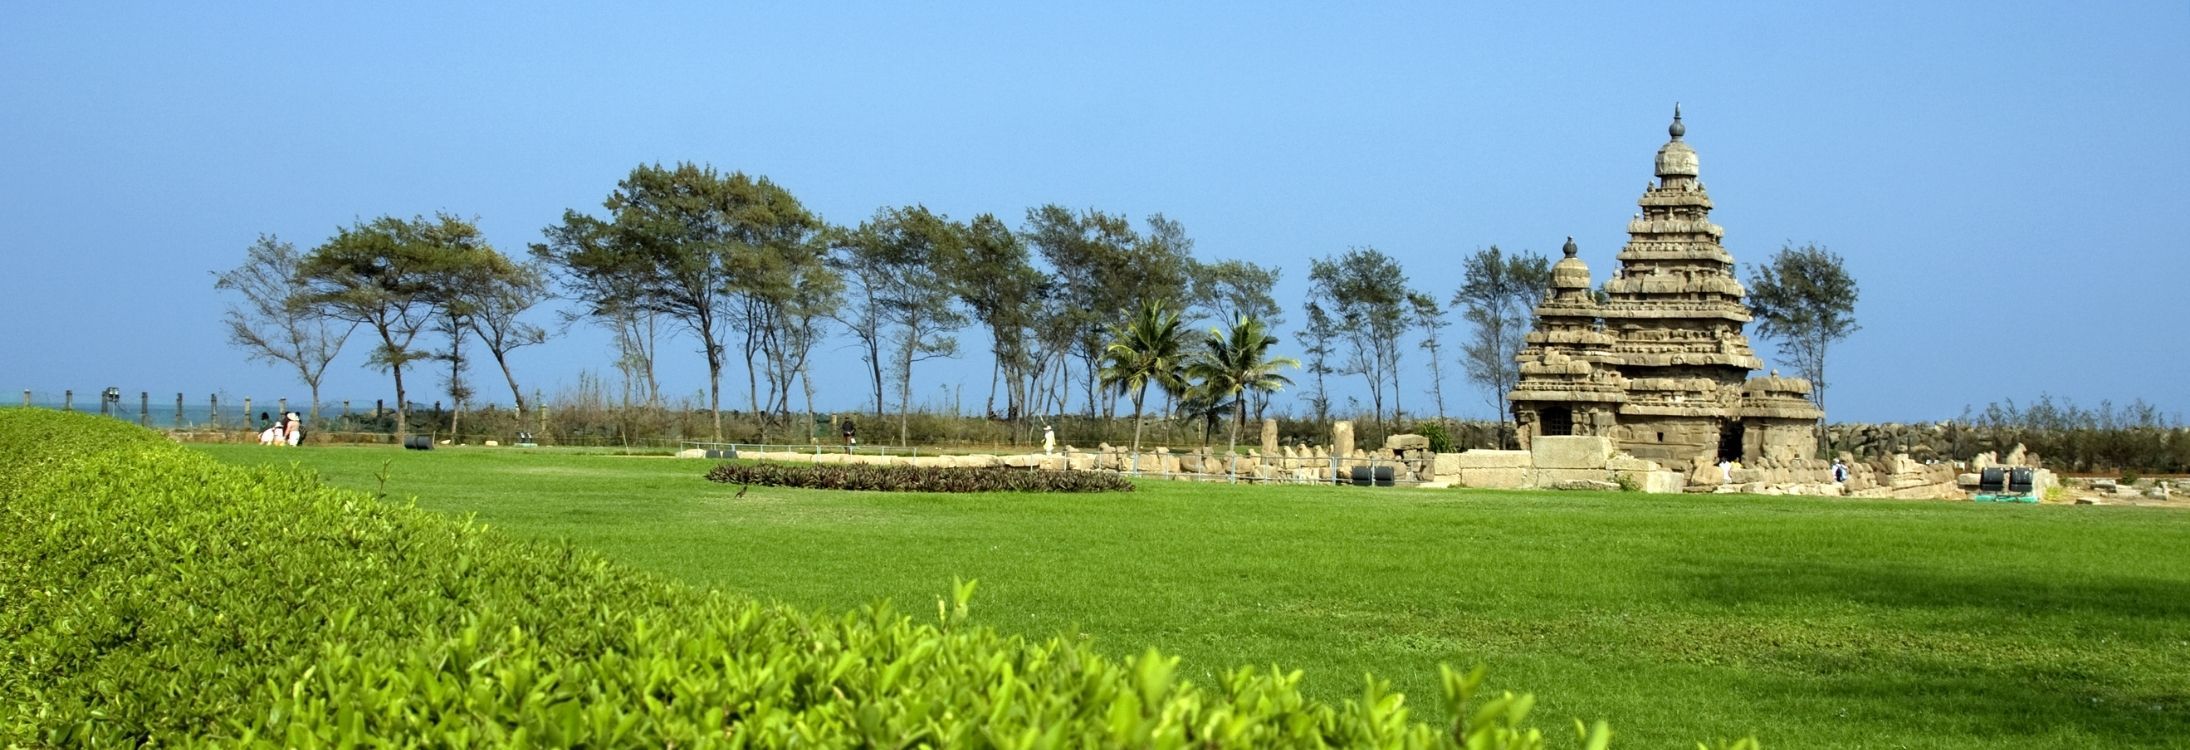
[1333,420,1355,458]
[1260,418,1279,456]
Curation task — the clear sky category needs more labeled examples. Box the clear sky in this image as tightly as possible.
[4,2,2186,424]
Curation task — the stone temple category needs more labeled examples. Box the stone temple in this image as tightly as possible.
[1508,108,1822,468]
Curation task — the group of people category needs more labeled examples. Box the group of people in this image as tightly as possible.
[257,411,304,446]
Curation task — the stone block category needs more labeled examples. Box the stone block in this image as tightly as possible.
[1638,470,1687,494]
[1448,450,1532,469]
[1534,468,1612,487]
[1333,421,1355,457]
[1606,455,1662,472]
[1002,454,1040,468]
[1531,436,1615,470]
[1459,467,1533,489]
[1261,418,1279,455]
[1417,481,1453,489]
[1385,434,1430,451]
[1553,479,1622,491]
[676,448,706,459]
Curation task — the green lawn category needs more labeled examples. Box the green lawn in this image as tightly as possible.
[198,444,2190,749]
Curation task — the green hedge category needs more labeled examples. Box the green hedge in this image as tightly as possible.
[707,462,1135,493]
[0,411,1729,748]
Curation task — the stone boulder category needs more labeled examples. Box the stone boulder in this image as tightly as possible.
[1385,434,1430,451]
[1530,436,1614,470]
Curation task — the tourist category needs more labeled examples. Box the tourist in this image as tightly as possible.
[1832,458,1849,483]
[283,412,303,446]
[841,416,856,453]
[1043,424,1056,456]
[258,421,283,446]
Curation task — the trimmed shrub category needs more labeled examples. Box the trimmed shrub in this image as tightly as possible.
[706,462,1135,493]
[0,410,1667,747]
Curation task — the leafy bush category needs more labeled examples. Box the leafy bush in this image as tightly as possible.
[1415,421,1457,453]
[3,410,1682,747]
[707,462,1135,493]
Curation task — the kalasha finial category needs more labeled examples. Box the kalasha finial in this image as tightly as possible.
[1670,103,1685,139]
[1562,236,1578,258]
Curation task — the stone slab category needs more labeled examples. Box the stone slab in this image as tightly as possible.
[1446,450,1532,470]
[1385,434,1430,451]
[1633,470,1687,494]
[1458,467,1533,489]
[1533,468,1613,487]
[1531,436,1615,470]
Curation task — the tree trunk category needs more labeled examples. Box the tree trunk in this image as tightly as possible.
[896,336,915,448]
[1129,388,1147,453]
[1228,399,1243,456]
[704,333,723,443]
[493,349,525,424]
[392,362,409,440]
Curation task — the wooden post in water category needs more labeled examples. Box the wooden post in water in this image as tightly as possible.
[64,390,73,411]
[175,393,184,427]
[139,392,149,427]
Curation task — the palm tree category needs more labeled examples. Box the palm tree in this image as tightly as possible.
[1186,314,1301,454]
[1097,302,1190,452]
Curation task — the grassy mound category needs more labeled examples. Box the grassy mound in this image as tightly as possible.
[707,461,1135,493]
[0,411,1642,748]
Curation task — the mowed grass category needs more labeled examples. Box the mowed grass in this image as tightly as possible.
[198,444,2190,749]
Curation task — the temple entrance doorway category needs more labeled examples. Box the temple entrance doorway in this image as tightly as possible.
[1541,407,1574,437]
[1718,421,1746,462]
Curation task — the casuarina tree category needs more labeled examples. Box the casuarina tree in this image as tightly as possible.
[1452,245,1550,430]
[1745,242,1859,415]
[214,234,355,425]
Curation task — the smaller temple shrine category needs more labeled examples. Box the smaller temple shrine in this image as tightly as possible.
[1509,108,1823,468]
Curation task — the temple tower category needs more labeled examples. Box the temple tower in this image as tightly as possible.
[1509,107,1821,468]
[1510,237,1624,443]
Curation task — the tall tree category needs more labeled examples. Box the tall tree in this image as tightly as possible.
[1188,258,1283,329]
[534,163,814,442]
[722,201,833,442]
[941,213,1048,430]
[1452,245,1551,427]
[1185,315,1300,454]
[1098,301,1191,452]
[533,222,661,409]
[1022,206,1195,415]
[1299,300,1339,423]
[431,303,474,441]
[827,223,891,417]
[1407,291,1452,421]
[463,259,550,421]
[1745,242,1860,415]
[299,213,487,439]
[1307,248,1410,430]
[214,234,355,424]
[1190,258,1284,422]
[834,206,965,446]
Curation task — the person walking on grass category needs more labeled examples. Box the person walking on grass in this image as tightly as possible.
[841,416,857,453]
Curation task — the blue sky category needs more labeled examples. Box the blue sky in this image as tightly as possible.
[4,2,2186,424]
